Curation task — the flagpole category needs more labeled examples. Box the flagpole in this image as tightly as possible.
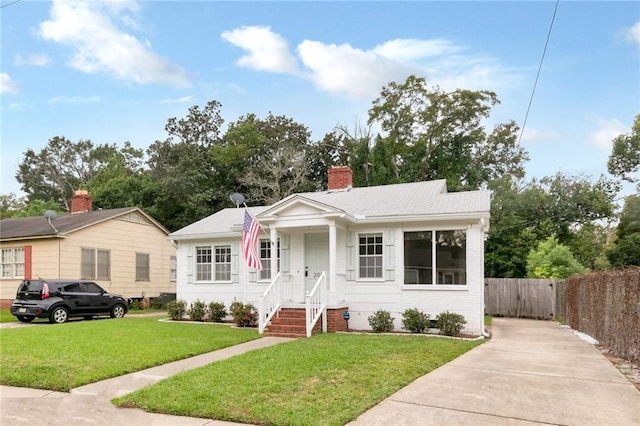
[243,203,276,246]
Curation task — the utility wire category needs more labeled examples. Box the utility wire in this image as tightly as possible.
[518,0,560,145]
[0,0,22,9]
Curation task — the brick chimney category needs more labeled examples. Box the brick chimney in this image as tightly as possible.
[71,190,92,214]
[328,166,353,191]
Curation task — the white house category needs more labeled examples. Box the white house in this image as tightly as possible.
[170,166,490,337]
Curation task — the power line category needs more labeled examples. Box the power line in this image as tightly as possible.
[0,0,22,9]
[518,0,560,145]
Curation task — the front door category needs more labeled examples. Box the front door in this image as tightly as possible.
[304,233,329,298]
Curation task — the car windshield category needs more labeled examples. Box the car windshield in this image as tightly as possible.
[18,280,43,292]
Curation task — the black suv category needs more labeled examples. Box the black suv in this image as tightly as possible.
[10,279,129,324]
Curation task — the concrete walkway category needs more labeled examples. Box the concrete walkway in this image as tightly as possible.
[2,318,639,425]
[348,318,640,425]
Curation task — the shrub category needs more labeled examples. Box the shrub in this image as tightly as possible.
[436,311,467,336]
[149,298,162,309]
[208,301,227,322]
[401,308,430,333]
[188,299,206,321]
[229,301,258,327]
[368,310,395,333]
[167,300,187,320]
[129,299,144,311]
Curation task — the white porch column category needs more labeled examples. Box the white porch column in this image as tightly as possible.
[329,223,336,293]
[270,226,278,274]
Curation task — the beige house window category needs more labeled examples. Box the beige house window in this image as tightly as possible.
[81,248,111,280]
[136,253,150,281]
[1,247,24,278]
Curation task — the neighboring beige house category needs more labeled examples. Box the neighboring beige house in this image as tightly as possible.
[0,191,176,307]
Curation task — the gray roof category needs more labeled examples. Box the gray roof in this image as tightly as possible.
[170,180,490,239]
[0,207,168,241]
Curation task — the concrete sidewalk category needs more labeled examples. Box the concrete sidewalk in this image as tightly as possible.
[348,318,640,425]
[1,337,292,426]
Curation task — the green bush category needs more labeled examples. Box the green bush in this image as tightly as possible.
[436,311,467,336]
[149,298,162,309]
[188,299,206,321]
[129,299,144,311]
[208,301,227,322]
[167,300,187,321]
[401,308,430,333]
[367,310,395,333]
[229,301,257,327]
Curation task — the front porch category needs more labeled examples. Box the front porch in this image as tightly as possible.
[263,305,349,338]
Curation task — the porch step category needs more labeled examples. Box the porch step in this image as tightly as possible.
[264,308,321,338]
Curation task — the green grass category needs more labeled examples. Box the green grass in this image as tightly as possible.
[115,334,484,426]
[0,308,17,323]
[485,314,492,326]
[0,316,260,391]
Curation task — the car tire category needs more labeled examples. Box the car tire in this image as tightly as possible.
[49,306,69,324]
[110,304,126,319]
[17,315,34,323]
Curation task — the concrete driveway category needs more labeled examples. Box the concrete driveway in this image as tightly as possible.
[348,317,640,425]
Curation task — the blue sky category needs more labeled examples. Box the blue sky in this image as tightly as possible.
[1,0,639,197]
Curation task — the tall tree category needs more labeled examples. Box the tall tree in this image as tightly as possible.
[16,136,97,211]
[146,100,224,231]
[607,195,640,267]
[608,113,640,189]
[367,75,528,190]
[527,237,588,279]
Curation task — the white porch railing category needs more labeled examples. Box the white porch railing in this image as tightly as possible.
[305,271,327,337]
[258,272,291,334]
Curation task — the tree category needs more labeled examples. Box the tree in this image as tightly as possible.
[305,131,352,191]
[16,136,97,211]
[526,237,588,279]
[608,114,640,189]
[146,101,224,231]
[237,113,314,205]
[0,193,26,219]
[607,195,640,267]
[367,75,529,190]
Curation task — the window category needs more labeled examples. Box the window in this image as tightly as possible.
[196,246,212,281]
[81,248,110,280]
[170,256,177,280]
[404,230,466,285]
[358,233,383,279]
[1,247,24,278]
[136,253,150,281]
[259,238,280,280]
[214,246,231,281]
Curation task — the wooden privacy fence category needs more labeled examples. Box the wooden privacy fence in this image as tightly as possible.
[484,278,557,319]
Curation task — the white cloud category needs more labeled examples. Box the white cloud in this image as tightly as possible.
[520,128,562,143]
[14,53,50,66]
[0,73,19,94]
[221,26,298,73]
[297,40,414,98]
[590,118,629,151]
[625,21,640,46]
[49,95,101,104]
[38,0,189,87]
[222,26,521,98]
[161,96,195,104]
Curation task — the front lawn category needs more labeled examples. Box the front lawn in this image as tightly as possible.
[115,333,484,426]
[0,308,17,323]
[0,316,260,391]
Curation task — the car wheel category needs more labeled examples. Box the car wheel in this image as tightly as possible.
[110,304,126,319]
[17,315,34,323]
[49,307,69,324]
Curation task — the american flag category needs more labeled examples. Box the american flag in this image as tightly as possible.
[242,209,263,270]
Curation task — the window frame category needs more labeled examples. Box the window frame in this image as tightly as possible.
[402,229,467,288]
[214,245,232,282]
[195,245,232,283]
[0,247,25,279]
[170,256,177,281]
[80,247,111,280]
[357,232,384,280]
[136,253,150,282]
[258,238,280,281]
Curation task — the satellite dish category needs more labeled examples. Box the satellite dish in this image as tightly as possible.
[230,193,245,208]
[44,210,57,220]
